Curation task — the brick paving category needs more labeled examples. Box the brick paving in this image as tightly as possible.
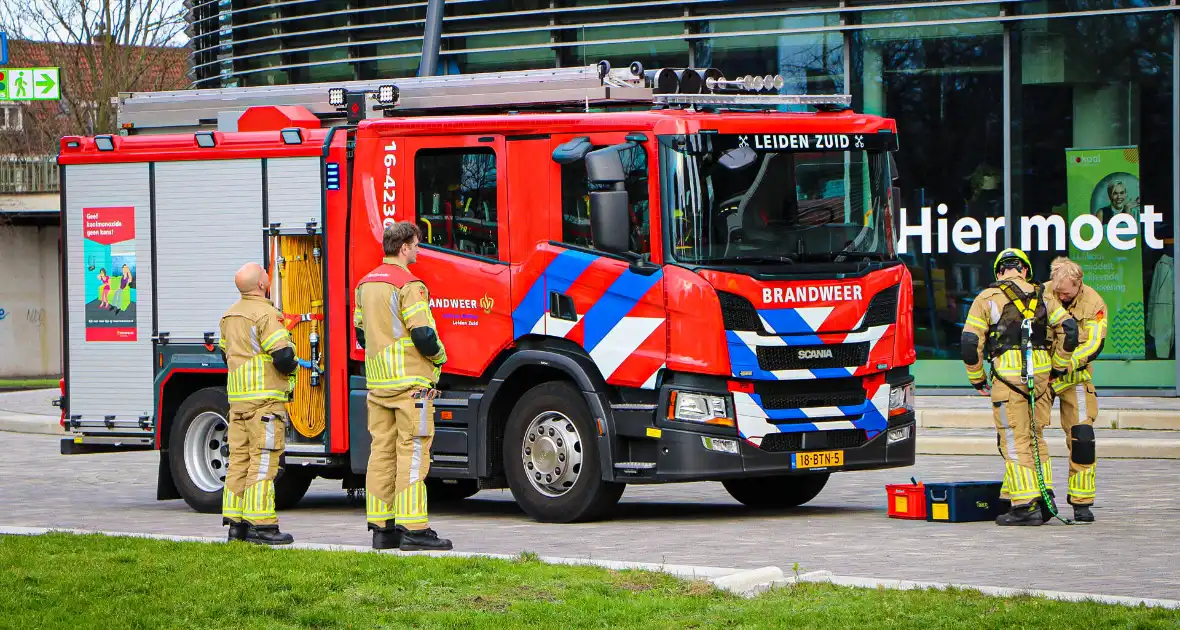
[2,431,1177,600]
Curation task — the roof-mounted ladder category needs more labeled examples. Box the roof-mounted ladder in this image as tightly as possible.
[115,61,853,134]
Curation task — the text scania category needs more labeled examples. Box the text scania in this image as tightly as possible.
[897,204,1166,254]
[762,285,864,305]
[798,348,834,360]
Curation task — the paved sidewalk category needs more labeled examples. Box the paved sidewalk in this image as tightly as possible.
[2,431,1178,600]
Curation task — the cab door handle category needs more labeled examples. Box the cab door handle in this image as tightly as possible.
[549,292,576,322]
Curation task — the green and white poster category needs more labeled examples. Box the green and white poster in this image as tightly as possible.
[1065,146,1144,359]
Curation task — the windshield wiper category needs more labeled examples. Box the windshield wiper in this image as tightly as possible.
[693,255,797,265]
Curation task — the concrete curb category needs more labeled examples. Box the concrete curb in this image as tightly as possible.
[0,413,62,435]
[917,435,1180,459]
[3,525,1178,608]
[785,571,1180,610]
[917,409,1180,431]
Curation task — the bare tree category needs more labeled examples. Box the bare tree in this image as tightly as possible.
[0,0,187,151]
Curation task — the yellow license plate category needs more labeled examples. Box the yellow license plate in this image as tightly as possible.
[795,450,843,469]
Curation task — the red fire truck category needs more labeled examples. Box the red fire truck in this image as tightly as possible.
[56,63,916,523]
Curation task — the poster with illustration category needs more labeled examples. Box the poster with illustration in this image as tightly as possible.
[1065,147,1144,360]
[83,206,138,341]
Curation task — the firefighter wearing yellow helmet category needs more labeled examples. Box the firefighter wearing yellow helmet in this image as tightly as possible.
[961,248,1079,526]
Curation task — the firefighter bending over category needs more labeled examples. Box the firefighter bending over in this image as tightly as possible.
[961,248,1078,526]
[1045,257,1106,523]
[355,221,452,551]
[218,262,298,545]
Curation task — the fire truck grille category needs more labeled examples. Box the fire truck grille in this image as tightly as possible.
[862,285,899,328]
[759,429,869,453]
[754,377,866,410]
[756,343,870,371]
[716,291,763,332]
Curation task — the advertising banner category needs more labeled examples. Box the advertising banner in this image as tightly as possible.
[83,206,138,342]
[1065,147,1144,360]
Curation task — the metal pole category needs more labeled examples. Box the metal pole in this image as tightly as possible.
[419,0,445,77]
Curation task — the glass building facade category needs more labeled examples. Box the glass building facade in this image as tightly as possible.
[188,0,1180,393]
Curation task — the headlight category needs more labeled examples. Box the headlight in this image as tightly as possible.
[889,382,914,416]
[668,391,734,427]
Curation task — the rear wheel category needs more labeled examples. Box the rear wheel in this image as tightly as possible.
[504,381,624,523]
[722,473,830,509]
[169,387,231,514]
[169,387,313,514]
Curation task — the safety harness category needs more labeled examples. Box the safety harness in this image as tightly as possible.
[1018,313,1075,527]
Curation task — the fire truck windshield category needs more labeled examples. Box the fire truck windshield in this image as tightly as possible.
[659,133,893,266]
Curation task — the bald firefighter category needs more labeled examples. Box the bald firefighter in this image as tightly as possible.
[1045,257,1106,523]
[354,222,452,551]
[218,262,297,545]
[961,248,1079,526]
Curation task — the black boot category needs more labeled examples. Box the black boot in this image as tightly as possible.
[1073,505,1095,523]
[996,502,1044,526]
[1039,491,1058,523]
[397,526,453,551]
[246,524,294,545]
[223,518,248,542]
[368,521,402,550]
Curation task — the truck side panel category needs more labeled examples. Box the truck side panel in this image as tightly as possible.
[155,159,263,341]
[265,157,322,230]
[62,163,156,431]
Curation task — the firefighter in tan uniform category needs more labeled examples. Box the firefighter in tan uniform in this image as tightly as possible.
[961,248,1078,526]
[1045,257,1106,523]
[354,222,452,551]
[218,262,298,545]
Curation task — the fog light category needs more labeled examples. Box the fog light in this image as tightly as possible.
[702,436,739,454]
[887,426,912,445]
[328,87,345,106]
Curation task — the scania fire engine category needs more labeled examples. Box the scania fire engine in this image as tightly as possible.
[56,62,917,523]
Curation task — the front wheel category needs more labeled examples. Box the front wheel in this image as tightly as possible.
[722,473,830,509]
[503,381,624,523]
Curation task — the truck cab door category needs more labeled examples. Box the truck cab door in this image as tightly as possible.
[523,131,666,390]
[404,135,513,377]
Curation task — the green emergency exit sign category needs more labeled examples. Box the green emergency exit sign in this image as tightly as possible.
[0,67,60,100]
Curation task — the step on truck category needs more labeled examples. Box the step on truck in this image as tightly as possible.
[56,62,917,523]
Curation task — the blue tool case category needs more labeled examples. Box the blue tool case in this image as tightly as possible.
[925,481,1008,522]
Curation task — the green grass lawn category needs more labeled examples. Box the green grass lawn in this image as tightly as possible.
[1,533,1176,630]
[0,378,58,390]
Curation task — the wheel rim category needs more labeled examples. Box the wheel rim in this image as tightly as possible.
[521,411,584,498]
[185,411,229,493]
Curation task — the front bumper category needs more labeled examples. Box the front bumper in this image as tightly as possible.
[612,410,916,483]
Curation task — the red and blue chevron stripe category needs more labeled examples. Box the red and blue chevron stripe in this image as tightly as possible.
[512,247,666,389]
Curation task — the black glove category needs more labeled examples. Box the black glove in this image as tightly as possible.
[1050,367,1067,379]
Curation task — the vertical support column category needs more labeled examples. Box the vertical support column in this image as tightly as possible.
[1002,10,1013,249]
[419,0,445,77]
[1172,10,1179,393]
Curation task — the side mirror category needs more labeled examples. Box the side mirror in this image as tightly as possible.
[589,190,631,254]
[585,145,629,183]
[888,152,900,182]
[552,136,592,165]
